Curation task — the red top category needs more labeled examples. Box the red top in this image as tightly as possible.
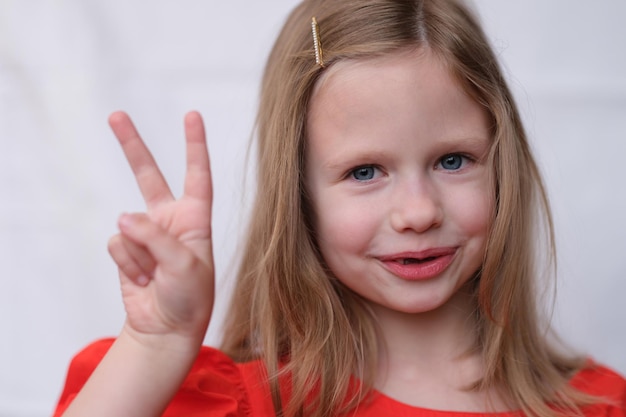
[53,338,626,417]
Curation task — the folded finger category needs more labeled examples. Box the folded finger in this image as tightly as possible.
[120,235,156,274]
[108,234,151,286]
[117,213,200,275]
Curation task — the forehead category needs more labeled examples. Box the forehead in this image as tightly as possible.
[308,47,469,120]
[310,47,455,96]
[312,47,432,91]
[306,48,490,149]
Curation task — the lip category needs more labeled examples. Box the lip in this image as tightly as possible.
[377,247,457,281]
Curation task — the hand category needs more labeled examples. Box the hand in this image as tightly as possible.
[106,111,214,346]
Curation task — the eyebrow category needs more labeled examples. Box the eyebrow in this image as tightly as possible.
[315,133,492,174]
[433,133,491,151]
[440,135,490,148]
[321,149,389,171]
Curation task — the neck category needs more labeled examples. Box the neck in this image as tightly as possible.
[373,284,478,368]
[369,285,499,410]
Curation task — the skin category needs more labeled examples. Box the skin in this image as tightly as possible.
[63,111,216,416]
[306,48,501,410]
[62,49,502,414]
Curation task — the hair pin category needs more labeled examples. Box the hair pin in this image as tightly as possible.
[311,17,325,68]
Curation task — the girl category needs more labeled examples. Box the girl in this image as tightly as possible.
[54,0,626,416]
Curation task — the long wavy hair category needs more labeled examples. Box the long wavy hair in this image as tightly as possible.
[221,1,590,416]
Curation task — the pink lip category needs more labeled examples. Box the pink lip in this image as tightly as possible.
[378,247,457,281]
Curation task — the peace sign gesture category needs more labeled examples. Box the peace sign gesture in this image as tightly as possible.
[107,111,215,346]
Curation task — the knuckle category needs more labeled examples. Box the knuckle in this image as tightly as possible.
[121,264,141,280]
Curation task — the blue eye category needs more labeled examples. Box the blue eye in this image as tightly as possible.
[439,154,464,170]
[351,166,376,181]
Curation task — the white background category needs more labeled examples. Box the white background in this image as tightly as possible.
[0,1,624,416]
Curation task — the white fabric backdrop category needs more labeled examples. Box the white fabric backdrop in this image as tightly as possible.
[1,1,624,416]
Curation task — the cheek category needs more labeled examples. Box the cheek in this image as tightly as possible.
[450,183,494,237]
[313,194,379,256]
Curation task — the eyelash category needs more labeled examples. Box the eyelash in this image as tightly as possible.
[346,153,474,182]
[437,153,473,171]
[349,165,380,181]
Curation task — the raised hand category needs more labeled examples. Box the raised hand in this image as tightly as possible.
[106,111,214,346]
[59,112,215,416]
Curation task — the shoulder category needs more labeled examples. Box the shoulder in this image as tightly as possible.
[571,361,626,396]
[54,338,275,417]
[570,361,626,416]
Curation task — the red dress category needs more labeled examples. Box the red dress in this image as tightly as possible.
[53,338,626,417]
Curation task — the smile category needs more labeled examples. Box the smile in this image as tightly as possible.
[378,248,457,281]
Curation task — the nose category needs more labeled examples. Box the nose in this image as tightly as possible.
[389,178,443,233]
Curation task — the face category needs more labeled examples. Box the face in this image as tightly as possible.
[305,49,493,316]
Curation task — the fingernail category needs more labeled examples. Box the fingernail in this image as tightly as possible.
[136,275,149,286]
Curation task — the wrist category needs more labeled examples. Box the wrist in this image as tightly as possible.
[119,321,205,363]
[62,326,204,417]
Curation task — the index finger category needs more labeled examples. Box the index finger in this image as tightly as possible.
[109,111,174,208]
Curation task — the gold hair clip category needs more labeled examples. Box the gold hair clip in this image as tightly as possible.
[311,17,325,67]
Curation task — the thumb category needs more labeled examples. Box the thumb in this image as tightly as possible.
[117,213,200,276]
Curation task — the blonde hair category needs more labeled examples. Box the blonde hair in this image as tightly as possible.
[221,1,591,416]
